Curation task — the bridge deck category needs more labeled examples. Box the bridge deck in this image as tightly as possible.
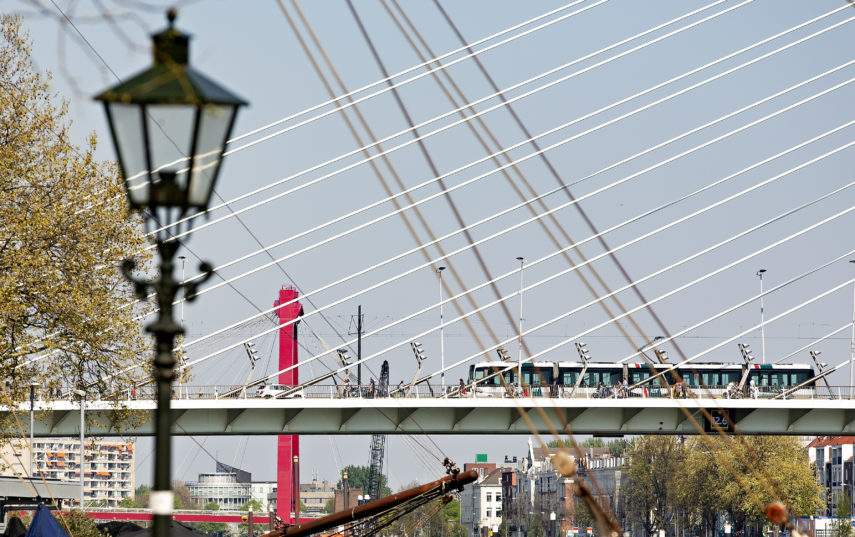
[11,396,855,436]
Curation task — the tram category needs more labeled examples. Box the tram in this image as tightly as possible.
[466,360,816,398]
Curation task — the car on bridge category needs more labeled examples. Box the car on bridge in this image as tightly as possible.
[258,384,305,398]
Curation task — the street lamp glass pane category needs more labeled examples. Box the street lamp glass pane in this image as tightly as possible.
[188,103,236,208]
[107,102,148,206]
[146,103,196,197]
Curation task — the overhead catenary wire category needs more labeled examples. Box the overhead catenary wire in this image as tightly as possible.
[773,324,852,365]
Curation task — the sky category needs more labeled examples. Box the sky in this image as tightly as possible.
[12,0,855,491]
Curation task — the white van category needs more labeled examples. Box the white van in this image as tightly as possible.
[258,384,304,398]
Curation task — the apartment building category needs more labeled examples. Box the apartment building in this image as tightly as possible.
[0,438,135,507]
[807,436,855,516]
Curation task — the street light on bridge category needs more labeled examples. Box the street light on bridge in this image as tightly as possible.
[95,10,245,537]
[756,269,766,364]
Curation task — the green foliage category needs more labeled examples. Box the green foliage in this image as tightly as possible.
[574,499,594,529]
[133,485,151,508]
[173,480,199,510]
[624,436,686,537]
[336,464,392,497]
[444,498,461,520]
[322,497,335,514]
[832,490,853,537]
[118,496,140,508]
[546,437,630,455]
[54,510,101,537]
[193,503,228,537]
[686,436,821,531]
[497,517,509,537]
[621,435,825,537]
[241,499,264,512]
[527,513,546,537]
[386,496,467,537]
[0,14,151,441]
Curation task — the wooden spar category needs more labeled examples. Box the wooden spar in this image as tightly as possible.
[258,470,478,537]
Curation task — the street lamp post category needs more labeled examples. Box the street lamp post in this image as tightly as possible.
[757,269,767,364]
[437,266,446,389]
[95,11,245,537]
[73,389,85,508]
[850,260,855,399]
[178,255,186,399]
[29,382,38,477]
[516,257,525,387]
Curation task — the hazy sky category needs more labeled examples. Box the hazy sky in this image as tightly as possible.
[14,0,855,490]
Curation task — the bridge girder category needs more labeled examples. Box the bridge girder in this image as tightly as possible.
[9,398,855,437]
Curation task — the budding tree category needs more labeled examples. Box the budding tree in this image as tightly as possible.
[0,15,151,428]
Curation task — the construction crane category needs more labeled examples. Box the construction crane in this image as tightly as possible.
[366,361,389,503]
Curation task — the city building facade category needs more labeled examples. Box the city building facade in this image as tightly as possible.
[299,477,335,517]
[495,440,626,537]
[0,438,134,507]
[187,472,252,510]
[808,436,855,516]
[462,466,505,537]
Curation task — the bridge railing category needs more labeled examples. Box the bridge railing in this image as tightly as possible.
[39,384,853,401]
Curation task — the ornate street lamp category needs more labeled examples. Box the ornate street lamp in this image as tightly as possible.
[94,10,245,537]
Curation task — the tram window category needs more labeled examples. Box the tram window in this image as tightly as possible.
[585,371,616,386]
[700,372,719,386]
[721,371,741,385]
[628,370,651,384]
[561,371,579,385]
[522,366,553,386]
[473,367,511,386]
[680,371,698,385]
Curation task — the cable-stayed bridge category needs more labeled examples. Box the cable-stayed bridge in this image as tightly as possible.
[14,1,855,497]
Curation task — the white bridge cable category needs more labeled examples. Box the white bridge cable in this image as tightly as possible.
[150,6,855,281]
[613,274,855,379]
[167,70,855,351]
[174,59,855,303]
[178,136,855,386]
[457,261,855,397]
[147,15,855,329]
[149,0,766,239]
[158,69,855,372]
[228,0,594,144]
[612,256,855,366]
[417,228,855,388]
[19,52,855,379]
[145,0,609,239]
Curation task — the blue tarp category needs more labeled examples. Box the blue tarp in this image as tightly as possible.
[24,505,70,537]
